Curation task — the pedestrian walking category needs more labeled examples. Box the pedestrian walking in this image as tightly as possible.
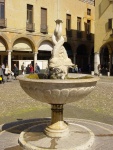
[35,63,40,73]
[1,63,5,75]
[30,64,34,74]
[74,65,78,73]
[98,64,101,76]
[21,62,25,74]
[13,64,19,79]
[26,64,30,74]
[5,65,11,81]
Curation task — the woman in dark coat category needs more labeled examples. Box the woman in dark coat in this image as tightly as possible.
[13,64,19,79]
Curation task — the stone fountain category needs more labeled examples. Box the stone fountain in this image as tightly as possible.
[17,20,99,150]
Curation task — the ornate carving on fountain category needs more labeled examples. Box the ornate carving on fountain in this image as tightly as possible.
[20,80,95,104]
[49,20,74,79]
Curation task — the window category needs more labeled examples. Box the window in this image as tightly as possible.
[87,20,91,34]
[41,8,47,33]
[87,9,91,15]
[0,0,5,19]
[77,17,81,31]
[66,14,71,30]
[27,4,33,23]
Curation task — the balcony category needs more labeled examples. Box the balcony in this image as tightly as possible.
[77,31,82,38]
[40,24,48,33]
[87,33,92,40]
[0,18,7,28]
[26,22,35,32]
[66,29,72,37]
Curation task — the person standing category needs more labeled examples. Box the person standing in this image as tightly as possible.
[30,64,34,74]
[98,64,101,76]
[2,63,5,75]
[5,65,11,81]
[35,63,40,73]
[26,64,30,74]
[21,62,25,74]
[0,65,4,84]
[74,65,78,73]
[13,64,19,79]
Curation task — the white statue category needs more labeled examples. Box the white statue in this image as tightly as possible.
[49,20,74,79]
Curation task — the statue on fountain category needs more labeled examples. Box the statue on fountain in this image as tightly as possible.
[49,19,74,79]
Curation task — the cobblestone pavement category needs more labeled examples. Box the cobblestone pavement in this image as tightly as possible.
[0,75,113,126]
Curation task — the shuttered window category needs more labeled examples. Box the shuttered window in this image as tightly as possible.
[66,14,71,30]
[0,0,4,19]
[77,17,81,31]
[87,20,91,34]
[27,4,33,23]
[41,8,47,27]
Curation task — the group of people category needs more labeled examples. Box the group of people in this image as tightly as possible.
[72,65,80,73]
[98,64,109,76]
[0,62,41,84]
[21,63,40,75]
[0,63,19,84]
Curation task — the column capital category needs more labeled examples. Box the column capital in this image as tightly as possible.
[94,51,100,54]
[7,50,12,53]
[33,51,38,55]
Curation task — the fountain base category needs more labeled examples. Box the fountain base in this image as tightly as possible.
[44,121,69,137]
[18,119,95,150]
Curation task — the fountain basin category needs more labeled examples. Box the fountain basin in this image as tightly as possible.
[17,74,99,138]
[18,74,99,104]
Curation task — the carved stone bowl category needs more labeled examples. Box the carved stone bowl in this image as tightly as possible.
[17,74,99,138]
[17,75,99,105]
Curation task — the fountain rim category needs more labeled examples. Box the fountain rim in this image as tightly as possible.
[17,74,99,84]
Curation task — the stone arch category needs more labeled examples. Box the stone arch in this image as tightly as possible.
[11,35,36,52]
[38,39,53,60]
[100,46,109,72]
[37,37,53,49]
[63,42,73,59]
[0,34,9,50]
[76,44,88,72]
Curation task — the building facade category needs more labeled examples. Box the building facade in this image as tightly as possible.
[95,0,113,75]
[0,0,95,72]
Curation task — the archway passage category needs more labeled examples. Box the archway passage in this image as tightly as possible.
[100,46,109,75]
[12,38,34,71]
[90,48,94,72]
[76,44,88,73]
[63,42,73,60]
[38,41,53,60]
[0,38,8,65]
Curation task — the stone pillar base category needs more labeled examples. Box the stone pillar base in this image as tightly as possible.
[44,121,69,137]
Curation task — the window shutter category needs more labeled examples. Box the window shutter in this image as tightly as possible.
[0,2,4,19]
[108,19,113,29]
[27,5,33,23]
[41,8,47,26]
[66,14,71,30]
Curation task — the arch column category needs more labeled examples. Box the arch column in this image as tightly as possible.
[94,52,100,74]
[73,52,77,64]
[34,52,38,68]
[109,53,112,73]
[7,50,12,70]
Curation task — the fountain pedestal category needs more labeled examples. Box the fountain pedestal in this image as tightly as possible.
[45,104,69,137]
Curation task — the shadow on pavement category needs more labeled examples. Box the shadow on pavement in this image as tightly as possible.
[2,118,50,134]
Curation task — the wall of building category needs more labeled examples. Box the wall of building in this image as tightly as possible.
[0,0,95,73]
